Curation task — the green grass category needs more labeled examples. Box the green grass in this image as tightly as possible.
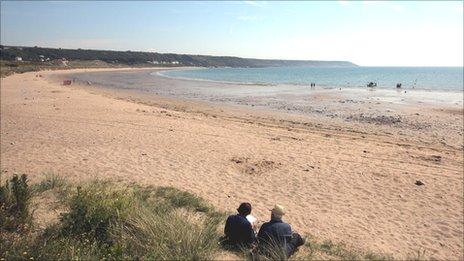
[0,174,32,232]
[153,186,214,213]
[0,59,159,78]
[302,237,393,260]
[1,176,226,260]
[31,173,66,194]
[0,174,396,260]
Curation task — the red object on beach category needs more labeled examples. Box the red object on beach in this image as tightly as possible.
[62,80,72,85]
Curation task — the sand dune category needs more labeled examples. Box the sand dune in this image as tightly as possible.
[1,69,463,259]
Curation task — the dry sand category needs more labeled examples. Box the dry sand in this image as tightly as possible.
[1,68,463,259]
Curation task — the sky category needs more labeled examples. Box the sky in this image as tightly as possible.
[1,1,463,66]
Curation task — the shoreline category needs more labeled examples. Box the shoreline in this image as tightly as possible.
[58,68,463,150]
[1,68,463,259]
[71,67,464,107]
[155,68,279,86]
[158,66,464,94]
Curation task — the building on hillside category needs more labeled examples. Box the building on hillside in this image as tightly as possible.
[60,58,68,66]
[15,56,23,62]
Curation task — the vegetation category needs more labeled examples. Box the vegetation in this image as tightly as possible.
[305,238,393,260]
[31,173,66,193]
[1,174,395,260]
[1,175,225,260]
[0,45,357,70]
[0,59,125,78]
[0,174,32,232]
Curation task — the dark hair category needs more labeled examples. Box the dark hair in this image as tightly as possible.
[237,202,252,216]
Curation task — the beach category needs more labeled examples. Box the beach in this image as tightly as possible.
[1,68,463,259]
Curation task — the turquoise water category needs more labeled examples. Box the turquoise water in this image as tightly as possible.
[161,66,464,92]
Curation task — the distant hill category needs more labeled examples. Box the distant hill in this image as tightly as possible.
[0,45,357,68]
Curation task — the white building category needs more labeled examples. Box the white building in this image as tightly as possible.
[15,56,23,62]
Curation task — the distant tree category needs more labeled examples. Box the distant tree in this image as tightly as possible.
[0,46,357,67]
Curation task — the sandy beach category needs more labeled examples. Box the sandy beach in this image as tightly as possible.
[1,68,463,259]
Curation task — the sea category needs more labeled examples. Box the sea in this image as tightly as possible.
[160,66,463,92]
[67,66,463,114]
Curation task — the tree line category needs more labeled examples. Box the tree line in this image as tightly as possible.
[0,45,357,68]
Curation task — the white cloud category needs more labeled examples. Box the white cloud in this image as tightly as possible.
[229,24,236,35]
[266,25,463,66]
[243,1,267,8]
[456,3,463,13]
[362,1,404,13]
[237,15,262,21]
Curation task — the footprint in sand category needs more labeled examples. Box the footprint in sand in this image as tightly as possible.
[230,156,281,175]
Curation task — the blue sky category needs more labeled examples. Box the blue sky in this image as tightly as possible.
[1,1,462,66]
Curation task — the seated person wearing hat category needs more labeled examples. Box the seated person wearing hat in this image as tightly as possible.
[224,202,256,247]
[257,204,305,257]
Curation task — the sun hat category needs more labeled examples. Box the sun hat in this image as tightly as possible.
[270,204,285,219]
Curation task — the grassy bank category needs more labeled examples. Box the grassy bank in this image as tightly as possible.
[0,60,165,78]
[1,174,394,260]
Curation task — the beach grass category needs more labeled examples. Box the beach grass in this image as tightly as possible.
[0,60,153,78]
[0,174,33,233]
[1,174,225,260]
[304,237,393,260]
[31,173,66,194]
[1,174,394,260]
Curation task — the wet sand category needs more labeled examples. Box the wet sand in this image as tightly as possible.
[1,68,463,259]
[61,68,464,149]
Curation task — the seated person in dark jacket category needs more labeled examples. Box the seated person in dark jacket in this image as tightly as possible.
[224,202,256,247]
[257,204,305,257]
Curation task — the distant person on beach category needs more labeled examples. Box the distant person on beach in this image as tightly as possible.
[224,202,256,247]
[257,204,305,257]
